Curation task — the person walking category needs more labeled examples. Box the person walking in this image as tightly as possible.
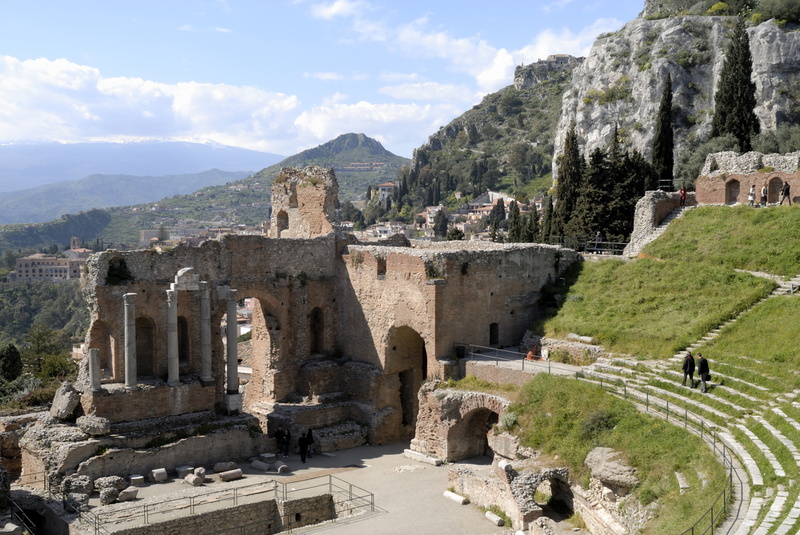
[780,180,791,205]
[679,186,687,207]
[697,353,710,393]
[761,182,768,206]
[305,429,315,459]
[681,352,696,387]
[747,184,756,206]
[299,433,309,463]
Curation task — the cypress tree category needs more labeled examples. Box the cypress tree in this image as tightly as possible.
[507,201,523,242]
[552,123,584,238]
[540,196,554,243]
[569,148,611,237]
[652,73,674,191]
[711,18,760,152]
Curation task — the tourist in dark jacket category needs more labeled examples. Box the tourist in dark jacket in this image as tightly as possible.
[681,352,695,387]
[299,434,309,463]
[697,354,710,393]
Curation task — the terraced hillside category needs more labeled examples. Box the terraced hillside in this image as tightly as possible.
[558,205,800,534]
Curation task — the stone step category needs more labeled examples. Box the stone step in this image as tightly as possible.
[736,424,785,478]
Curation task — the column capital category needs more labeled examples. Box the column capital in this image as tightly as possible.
[123,292,137,304]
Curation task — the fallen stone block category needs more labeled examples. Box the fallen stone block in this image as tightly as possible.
[76,415,111,436]
[251,459,270,472]
[150,468,168,483]
[443,490,469,505]
[95,476,127,491]
[0,522,23,535]
[99,487,120,505]
[214,461,237,473]
[259,452,276,462]
[193,467,206,481]
[62,475,93,495]
[175,465,194,478]
[184,474,203,487]
[485,511,505,527]
[274,461,290,474]
[117,487,138,502]
[50,382,81,420]
[403,448,442,466]
[129,475,145,486]
[219,468,243,482]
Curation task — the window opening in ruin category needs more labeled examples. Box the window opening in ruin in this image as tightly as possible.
[295,513,302,522]
[489,323,499,346]
[376,257,386,277]
[769,176,783,203]
[535,477,575,522]
[136,316,156,378]
[276,210,289,237]
[310,307,324,355]
[90,320,114,379]
[178,316,190,368]
[725,179,740,204]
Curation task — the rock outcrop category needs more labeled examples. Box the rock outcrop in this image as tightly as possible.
[552,16,800,181]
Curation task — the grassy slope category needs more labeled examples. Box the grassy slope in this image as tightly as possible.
[537,206,800,359]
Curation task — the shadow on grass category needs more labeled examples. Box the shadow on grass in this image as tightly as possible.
[530,260,584,335]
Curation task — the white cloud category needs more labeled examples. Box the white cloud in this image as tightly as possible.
[309,0,366,20]
[213,27,232,33]
[542,0,576,13]
[293,96,462,156]
[514,18,623,64]
[0,56,300,153]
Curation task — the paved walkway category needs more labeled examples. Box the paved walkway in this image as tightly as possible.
[88,443,516,535]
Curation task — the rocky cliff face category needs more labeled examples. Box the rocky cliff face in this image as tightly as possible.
[552,16,800,181]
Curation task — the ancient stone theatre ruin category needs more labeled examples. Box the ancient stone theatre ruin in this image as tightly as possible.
[17,166,578,515]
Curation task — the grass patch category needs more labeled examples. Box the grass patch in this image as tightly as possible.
[537,258,774,359]
[644,205,800,277]
[439,375,520,396]
[510,376,727,535]
[698,297,800,393]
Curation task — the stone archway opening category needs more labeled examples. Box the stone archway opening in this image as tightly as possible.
[135,316,156,378]
[726,179,740,204]
[88,320,114,379]
[178,316,190,369]
[386,326,427,438]
[276,210,289,237]
[309,307,324,355]
[533,475,575,524]
[236,295,285,405]
[446,407,499,461]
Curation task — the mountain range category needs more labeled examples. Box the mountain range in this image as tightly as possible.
[0,139,282,192]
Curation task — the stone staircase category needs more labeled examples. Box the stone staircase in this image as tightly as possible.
[624,205,694,257]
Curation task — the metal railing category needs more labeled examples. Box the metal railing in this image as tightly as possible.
[18,471,373,534]
[458,344,744,535]
[547,235,628,255]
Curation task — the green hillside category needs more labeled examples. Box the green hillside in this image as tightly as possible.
[537,205,798,359]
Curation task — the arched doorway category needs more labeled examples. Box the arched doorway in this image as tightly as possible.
[446,407,499,461]
[532,473,575,525]
[239,295,285,404]
[386,326,427,437]
[135,317,156,378]
[725,179,740,204]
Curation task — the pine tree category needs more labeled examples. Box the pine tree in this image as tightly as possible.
[652,73,674,191]
[552,123,584,238]
[711,18,760,152]
[523,204,539,243]
[569,148,611,237]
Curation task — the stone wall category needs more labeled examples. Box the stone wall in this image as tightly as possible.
[696,151,800,205]
[269,166,338,239]
[107,494,335,535]
[81,381,215,424]
[623,190,694,257]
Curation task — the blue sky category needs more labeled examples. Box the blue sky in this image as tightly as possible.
[0,0,644,158]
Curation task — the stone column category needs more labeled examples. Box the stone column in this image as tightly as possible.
[226,289,239,395]
[166,288,179,385]
[88,348,102,393]
[200,282,213,385]
[123,293,137,390]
